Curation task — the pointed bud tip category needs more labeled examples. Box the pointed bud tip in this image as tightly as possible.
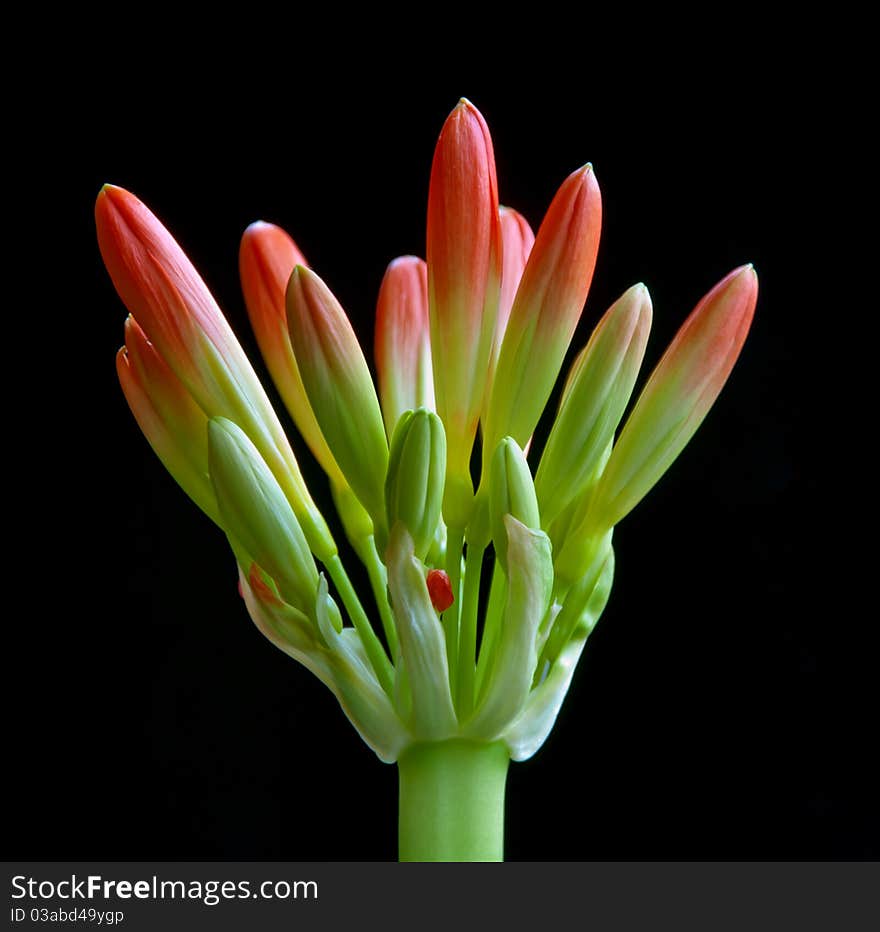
[387,255,423,271]
[243,220,273,235]
[207,415,236,444]
[449,97,486,124]
[96,183,131,210]
[95,184,146,234]
[247,563,285,607]
[287,264,309,290]
[722,263,759,294]
[558,162,598,193]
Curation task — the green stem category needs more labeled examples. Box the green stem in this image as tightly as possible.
[362,536,399,660]
[398,740,509,862]
[475,562,506,701]
[326,555,394,696]
[456,541,484,716]
[444,525,464,699]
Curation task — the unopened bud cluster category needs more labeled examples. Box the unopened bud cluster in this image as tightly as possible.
[99,99,757,764]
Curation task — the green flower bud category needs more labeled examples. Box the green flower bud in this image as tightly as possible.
[384,408,446,561]
[535,283,652,528]
[208,417,318,614]
[287,265,389,528]
[489,437,540,568]
[589,265,757,531]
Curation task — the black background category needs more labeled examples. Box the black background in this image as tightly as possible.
[8,24,872,861]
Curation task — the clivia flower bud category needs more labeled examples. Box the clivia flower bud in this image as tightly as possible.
[589,265,758,531]
[96,185,336,563]
[286,265,390,528]
[375,256,434,438]
[427,99,502,526]
[489,437,541,569]
[535,282,652,527]
[207,416,319,615]
[482,164,602,463]
[117,316,219,527]
[384,408,446,561]
[239,221,345,485]
[489,206,535,382]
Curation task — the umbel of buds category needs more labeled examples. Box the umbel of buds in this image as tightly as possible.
[98,99,757,862]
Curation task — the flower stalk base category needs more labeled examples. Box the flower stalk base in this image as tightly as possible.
[397,739,509,862]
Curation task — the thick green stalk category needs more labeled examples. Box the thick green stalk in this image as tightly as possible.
[398,740,509,862]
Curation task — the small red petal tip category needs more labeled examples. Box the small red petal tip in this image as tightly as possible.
[426,569,454,613]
